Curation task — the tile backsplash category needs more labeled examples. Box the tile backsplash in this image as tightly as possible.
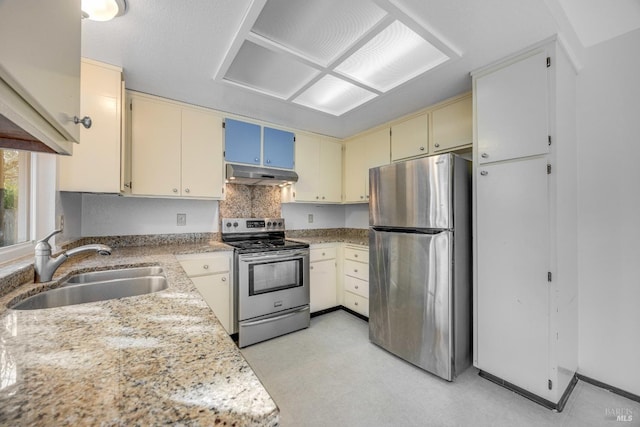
[219,184,281,220]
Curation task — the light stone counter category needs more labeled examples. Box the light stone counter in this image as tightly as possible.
[0,244,279,426]
[286,228,368,247]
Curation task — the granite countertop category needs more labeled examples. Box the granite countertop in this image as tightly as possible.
[286,228,368,247]
[0,243,279,426]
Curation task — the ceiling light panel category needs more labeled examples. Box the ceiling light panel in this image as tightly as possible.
[224,41,320,99]
[293,75,377,116]
[335,20,450,92]
[251,0,387,66]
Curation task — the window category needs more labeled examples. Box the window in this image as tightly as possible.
[0,149,30,248]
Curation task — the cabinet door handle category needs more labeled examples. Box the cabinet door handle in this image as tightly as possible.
[481,153,489,158]
[360,195,364,199]
[354,301,359,306]
[434,143,440,148]
[419,146,425,151]
[203,264,209,269]
[355,285,359,289]
[266,159,271,164]
[310,266,314,270]
[73,115,92,129]
[322,252,325,256]
[354,254,358,258]
[354,269,358,273]
[172,188,178,193]
[480,171,488,176]
[322,196,325,200]
[316,196,320,199]
[254,157,259,162]
[221,277,227,282]
[185,188,190,193]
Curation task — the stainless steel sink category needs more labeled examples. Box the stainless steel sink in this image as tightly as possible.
[63,266,165,284]
[12,267,168,310]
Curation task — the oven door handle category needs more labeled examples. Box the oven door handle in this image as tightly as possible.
[239,250,308,261]
[241,307,309,327]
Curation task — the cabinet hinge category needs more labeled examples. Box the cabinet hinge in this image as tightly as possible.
[548,379,553,390]
[222,121,226,128]
[129,102,132,111]
[548,135,552,146]
[221,186,224,194]
[546,57,551,68]
[547,164,552,174]
[223,150,226,158]
[548,272,552,282]
[293,136,296,142]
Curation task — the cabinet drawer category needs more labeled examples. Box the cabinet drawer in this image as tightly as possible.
[179,255,229,277]
[344,276,368,299]
[344,246,368,263]
[310,247,337,262]
[344,259,368,281]
[344,291,369,317]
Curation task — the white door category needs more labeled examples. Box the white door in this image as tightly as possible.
[476,156,550,399]
[476,50,549,164]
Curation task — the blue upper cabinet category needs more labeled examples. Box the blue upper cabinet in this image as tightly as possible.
[264,127,295,169]
[224,118,261,165]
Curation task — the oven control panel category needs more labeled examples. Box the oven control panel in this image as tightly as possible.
[222,218,285,233]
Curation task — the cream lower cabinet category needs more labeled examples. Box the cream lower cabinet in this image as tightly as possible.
[178,252,234,334]
[59,59,124,192]
[342,244,369,317]
[344,128,390,203]
[129,92,224,198]
[309,244,338,313]
[289,134,342,203]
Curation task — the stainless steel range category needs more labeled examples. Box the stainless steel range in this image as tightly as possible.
[222,218,310,348]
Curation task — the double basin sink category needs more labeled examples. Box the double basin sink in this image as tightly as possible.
[12,266,168,310]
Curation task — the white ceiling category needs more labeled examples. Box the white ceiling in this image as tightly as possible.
[81,0,639,139]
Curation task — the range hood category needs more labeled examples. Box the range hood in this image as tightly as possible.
[225,163,298,186]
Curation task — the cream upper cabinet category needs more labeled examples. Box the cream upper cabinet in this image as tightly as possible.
[391,113,428,161]
[129,92,224,199]
[344,128,390,203]
[58,60,123,193]
[292,134,342,203]
[181,109,224,198]
[0,0,81,154]
[431,94,472,153]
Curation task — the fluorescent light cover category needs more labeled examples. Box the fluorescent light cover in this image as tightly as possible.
[335,20,449,92]
[82,0,126,21]
[293,75,377,116]
[251,0,387,65]
[224,41,319,99]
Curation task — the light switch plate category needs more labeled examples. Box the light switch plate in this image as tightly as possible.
[308,214,314,223]
[177,213,187,226]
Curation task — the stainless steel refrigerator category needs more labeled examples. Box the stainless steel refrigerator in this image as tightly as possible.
[369,153,471,381]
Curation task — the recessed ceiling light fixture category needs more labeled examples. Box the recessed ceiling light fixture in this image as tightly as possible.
[216,0,459,116]
[81,0,127,21]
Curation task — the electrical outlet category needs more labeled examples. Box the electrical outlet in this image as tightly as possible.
[177,213,187,226]
[308,214,314,223]
[57,215,64,230]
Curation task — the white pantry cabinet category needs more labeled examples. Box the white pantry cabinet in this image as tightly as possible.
[129,92,224,198]
[59,59,124,192]
[391,112,428,161]
[0,0,81,154]
[178,252,235,334]
[288,134,342,203]
[344,128,390,203]
[472,38,578,411]
[309,244,338,313]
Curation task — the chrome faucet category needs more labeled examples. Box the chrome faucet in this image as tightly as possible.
[34,229,112,282]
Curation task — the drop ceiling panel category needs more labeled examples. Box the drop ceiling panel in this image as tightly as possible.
[251,0,387,65]
[224,40,319,98]
[293,75,377,116]
[335,20,449,92]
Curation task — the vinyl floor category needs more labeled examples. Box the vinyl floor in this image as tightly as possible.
[240,310,640,427]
